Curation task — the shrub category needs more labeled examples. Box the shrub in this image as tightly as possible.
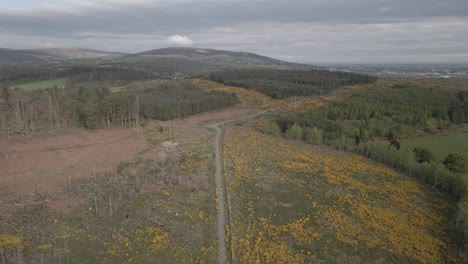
[443,153,467,173]
[263,121,281,136]
[413,147,435,163]
[304,127,323,145]
[284,123,302,140]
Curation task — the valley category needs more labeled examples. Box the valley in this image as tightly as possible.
[0,48,467,264]
[2,0,468,262]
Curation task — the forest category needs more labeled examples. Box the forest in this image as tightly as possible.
[0,80,238,134]
[2,58,468,262]
[277,84,468,143]
[0,65,155,87]
[0,67,381,135]
[208,69,377,99]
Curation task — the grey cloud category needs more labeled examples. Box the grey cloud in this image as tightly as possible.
[189,19,468,63]
[0,0,467,63]
[1,0,467,36]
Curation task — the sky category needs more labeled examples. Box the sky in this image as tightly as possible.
[0,0,467,64]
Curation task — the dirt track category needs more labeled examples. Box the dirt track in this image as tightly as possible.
[210,124,227,264]
[210,108,274,264]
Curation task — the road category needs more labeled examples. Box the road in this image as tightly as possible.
[209,108,274,264]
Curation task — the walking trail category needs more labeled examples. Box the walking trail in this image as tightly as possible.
[209,108,273,264]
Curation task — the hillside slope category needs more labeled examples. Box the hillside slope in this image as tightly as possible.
[0,48,124,64]
[223,125,462,263]
[120,47,313,71]
[133,47,285,64]
[0,47,314,75]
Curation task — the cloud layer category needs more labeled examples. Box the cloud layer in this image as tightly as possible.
[0,0,467,63]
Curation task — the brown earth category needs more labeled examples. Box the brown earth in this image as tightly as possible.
[0,128,152,191]
[178,106,253,125]
[0,107,250,218]
[0,124,156,218]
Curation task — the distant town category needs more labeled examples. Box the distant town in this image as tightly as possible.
[326,64,468,79]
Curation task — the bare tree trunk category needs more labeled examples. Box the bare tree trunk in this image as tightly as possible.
[16,244,24,264]
[110,101,113,126]
[94,196,98,215]
[53,90,61,128]
[135,175,140,195]
[109,196,113,217]
[14,96,22,132]
[19,101,25,133]
[128,108,131,128]
[34,103,39,125]
[120,105,124,127]
[48,93,53,129]
[134,95,140,134]
[2,115,6,136]
[23,102,29,134]
[67,173,72,198]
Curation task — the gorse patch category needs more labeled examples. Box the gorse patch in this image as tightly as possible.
[224,129,462,263]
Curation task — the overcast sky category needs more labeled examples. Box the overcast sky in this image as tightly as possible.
[0,0,467,64]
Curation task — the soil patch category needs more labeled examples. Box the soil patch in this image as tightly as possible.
[0,125,153,215]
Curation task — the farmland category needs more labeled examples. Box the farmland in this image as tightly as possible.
[10,78,67,91]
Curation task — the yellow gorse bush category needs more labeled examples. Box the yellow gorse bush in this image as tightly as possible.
[224,129,462,263]
[0,234,23,249]
[194,79,279,108]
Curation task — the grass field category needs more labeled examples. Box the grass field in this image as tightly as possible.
[223,123,462,263]
[11,78,67,91]
[403,125,468,160]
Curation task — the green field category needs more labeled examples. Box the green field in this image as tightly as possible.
[11,78,67,91]
[403,125,468,160]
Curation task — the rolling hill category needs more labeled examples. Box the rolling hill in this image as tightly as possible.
[0,48,125,64]
[119,47,313,71]
[0,46,313,74]
[131,47,286,65]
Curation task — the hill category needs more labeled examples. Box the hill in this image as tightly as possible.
[132,47,285,64]
[0,47,314,76]
[0,48,124,64]
[119,47,312,71]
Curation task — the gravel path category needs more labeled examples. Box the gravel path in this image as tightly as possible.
[209,108,274,264]
[211,124,227,264]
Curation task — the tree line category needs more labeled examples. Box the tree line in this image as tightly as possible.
[66,66,154,84]
[277,85,468,144]
[207,69,377,99]
[0,80,238,134]
[0,65,156,87]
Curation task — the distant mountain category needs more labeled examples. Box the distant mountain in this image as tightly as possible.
[121,47,311,70]
[0,47,315,77]
[0,48,125,64]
